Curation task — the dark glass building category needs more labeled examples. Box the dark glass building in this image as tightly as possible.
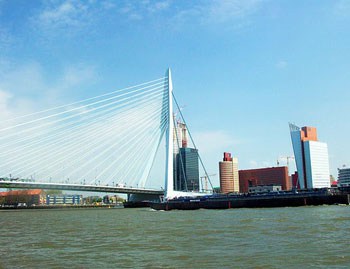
[174,148,199,192]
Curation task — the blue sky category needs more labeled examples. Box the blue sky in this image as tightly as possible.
[1,0,350,186]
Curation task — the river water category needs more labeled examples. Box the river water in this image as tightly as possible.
[0,205,349,268]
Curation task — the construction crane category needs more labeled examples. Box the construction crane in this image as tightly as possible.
[200,174,216,193]
[277,156,295,174]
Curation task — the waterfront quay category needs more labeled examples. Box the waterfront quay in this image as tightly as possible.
[0,203,123,210]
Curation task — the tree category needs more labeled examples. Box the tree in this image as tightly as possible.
[45,190,63,195]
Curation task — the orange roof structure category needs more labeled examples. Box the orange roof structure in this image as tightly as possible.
[0,189,43,197]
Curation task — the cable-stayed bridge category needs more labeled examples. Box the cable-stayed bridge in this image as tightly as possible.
[0,69,211,200]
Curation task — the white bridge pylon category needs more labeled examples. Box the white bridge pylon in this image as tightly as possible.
[164,69,199,199]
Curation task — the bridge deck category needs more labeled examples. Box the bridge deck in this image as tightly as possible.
[0,181,164,195]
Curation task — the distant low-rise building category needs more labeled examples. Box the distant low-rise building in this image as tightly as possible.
[84,196,102,204]
[239,166,290,193]
[248,184,282,194]
[46,194,82,205]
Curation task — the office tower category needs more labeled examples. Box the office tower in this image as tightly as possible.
[239,166,290,193]
[172,118,198,192]
[289,124,330,189]
[338,167,350,186]
[173,119,189,189]
[174,148,199,191]
[219,152,239,194]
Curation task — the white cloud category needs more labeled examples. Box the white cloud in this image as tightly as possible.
[0,61,98,121]
[101,1,116,10]
[0,0,3,15]
[0,26,12,51]
[0,62,46,116]
[246,160,276,170]
[245,157,295,171]
[0,58,12,76]
[128,13,143,21]
[171,0,263,27]
[189,130,241,182]
[205,0,263,24]
[193,130,240,155]
[61,64,98,88]
[34,0,92,34]
[249,160,258,168]
[118,0,171,21]
[33,0,172,33]
[262,161,272,167]
[172,7,202,28]
[276,60,288,69]
[334,0,350,17]
[31,0,263,34]
[0,90,13,121]
[116,0,262,28]
[147,0,171,13]
[40,0,86,24]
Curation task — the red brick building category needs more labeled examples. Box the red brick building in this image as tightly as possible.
[291,171,299,189]
[0,189,45,206]
[239,166,291,193]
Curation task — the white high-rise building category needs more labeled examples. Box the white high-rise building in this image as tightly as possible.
[289,124,330,189]
[304,141,330,188]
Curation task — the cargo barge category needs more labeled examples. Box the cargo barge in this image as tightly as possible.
[123,201,150,208]
[150,187,350,211]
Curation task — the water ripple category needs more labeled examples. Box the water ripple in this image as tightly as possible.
[0,206,349,268]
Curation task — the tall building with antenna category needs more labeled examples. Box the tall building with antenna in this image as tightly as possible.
[289,124,330,189]
[173,118,199,191]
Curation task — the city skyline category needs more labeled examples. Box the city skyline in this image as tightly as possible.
[1,1,350,186]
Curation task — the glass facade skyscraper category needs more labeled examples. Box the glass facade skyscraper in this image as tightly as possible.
[172,119,199,192]
[289,123,330,189]
[174,148,199,192]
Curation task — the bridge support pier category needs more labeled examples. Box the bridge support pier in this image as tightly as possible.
[124,193,162,208]
[127,193,162,202]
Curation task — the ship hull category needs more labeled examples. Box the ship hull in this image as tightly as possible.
[150,191,350,211]
[123,201,150,208]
